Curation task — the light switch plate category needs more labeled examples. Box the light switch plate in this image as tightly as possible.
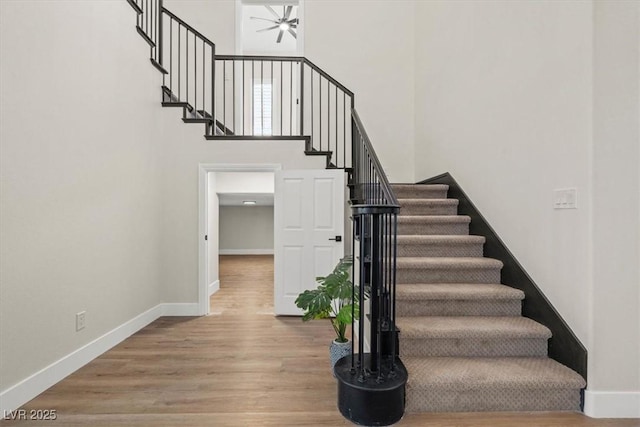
[553,188,577,209]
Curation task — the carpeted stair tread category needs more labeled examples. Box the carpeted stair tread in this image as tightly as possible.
[397,235,485,244]
[398,199,459,215]
[392,184,449,199]
[404,357,586,390]
[397,257,503,270]
[396,283,524,301]
[397,235,485,257]
[397,316,551,340]
[398,215,470,223]
[398,216,471,236]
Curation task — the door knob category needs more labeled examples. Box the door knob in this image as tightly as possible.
[329,236,342,242]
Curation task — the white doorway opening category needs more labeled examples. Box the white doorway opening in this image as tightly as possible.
[198,164,282,315]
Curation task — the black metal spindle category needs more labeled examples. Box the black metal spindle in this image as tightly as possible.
[271,60,274,135]
[186,29,189,108]
[223,60,226,134]
[177,23,181,100]
[211,44,217,135]
[242,60,245,135]
[357,213,365,382]
[169,18,173,94]
[280,61,283,135]
[311,70,314,148]
[335,85,338,167]
[158,1,164,65]
[289,62,294,135]
[194,35,197,114]
[233,60,236,135]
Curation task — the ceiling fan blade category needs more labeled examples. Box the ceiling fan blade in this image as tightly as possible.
[250,17,279,23]
[289,24,297,29]
[264,5,281,20]
[284,5,293,20]
[277,29,284,43]
[286,18,298,24]
[257,25,280,33]
[287,28,297,39]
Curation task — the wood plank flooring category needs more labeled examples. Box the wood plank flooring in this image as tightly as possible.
[4,255,638,426]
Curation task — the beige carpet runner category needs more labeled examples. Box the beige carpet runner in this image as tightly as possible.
[392,184,586,412]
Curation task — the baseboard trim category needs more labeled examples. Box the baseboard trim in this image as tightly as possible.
[0,302,201,414]
[219,249,274,255]
[418,172,588,384]
[584,390,640,418]
[0,304,163,414]
[208,280,220,296]
[161,303,201,317]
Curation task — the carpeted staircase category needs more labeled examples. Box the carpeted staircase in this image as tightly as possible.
[391,183,586,413]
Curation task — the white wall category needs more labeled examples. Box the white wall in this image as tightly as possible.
[588,0,640,417]
[163,0,236,54]
[219,206,274,252]
[304,1,415,183]
[0,0,163,401]
[414,0,640,417]
[216,172,274,193]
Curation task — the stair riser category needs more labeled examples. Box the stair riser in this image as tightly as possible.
[401,338,548,358]
[400,204,458,216]
[397,223,469,236]
[397,268,500,284]
[406,388,582,413]
[396,300,521,317]
[393,189,449,199]
[397,243,483,258]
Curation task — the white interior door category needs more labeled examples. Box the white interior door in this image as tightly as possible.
[274,169,345,315]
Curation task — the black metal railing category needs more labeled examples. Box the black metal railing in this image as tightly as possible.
[212,56,354,169]
[158,7,216,133]
[348,109,401,381]
[131,1,354,168]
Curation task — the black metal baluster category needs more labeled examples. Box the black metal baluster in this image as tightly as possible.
[158,1,163,66]
[169,18,173,94]
[251,61,255,134]
[186,29,189,111]
[211,44,217,135]
[390,212,398,370]
[311,70,314,149]
[280,61,283,135]
[343,93,346,170]
[233,60,236,135]
[290,62,293,136]
[177,23,181,100]
[319,77,322,151]
[358,212,366,382]
[335,85,338,167]
[194,35,197,115]
[261,61,264,135]
[222,60,226,135]
[271,60,273,135]
[299,62,303,137]
[242,60,245,135]
[326,79,330,152]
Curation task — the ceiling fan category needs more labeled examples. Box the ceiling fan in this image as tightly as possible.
[251,5,298,43]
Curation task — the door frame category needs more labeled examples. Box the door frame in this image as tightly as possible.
[198,163,282,315]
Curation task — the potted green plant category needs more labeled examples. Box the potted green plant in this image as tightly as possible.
[295,256,359,371]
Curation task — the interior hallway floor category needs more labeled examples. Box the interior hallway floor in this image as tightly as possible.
[4,255,638,426]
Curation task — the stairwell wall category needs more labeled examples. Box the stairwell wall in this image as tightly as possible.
[0,0,164,400]
[413,0,640,417]
[165,0,416,183]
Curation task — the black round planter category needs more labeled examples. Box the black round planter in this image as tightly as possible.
[334,354,407,426]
